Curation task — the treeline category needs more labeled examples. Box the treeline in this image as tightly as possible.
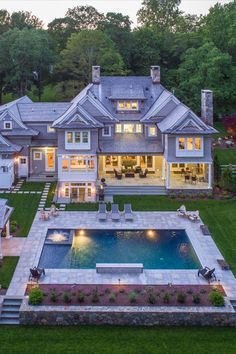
[0,0,236,117]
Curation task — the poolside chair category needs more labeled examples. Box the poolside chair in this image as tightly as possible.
[198,267,216,283]
[111,203,120,221]
[124,203,134,221]
[98,203,107,221]
[188,210,200,222]
[29,267,45,283]
[177,205,188,218]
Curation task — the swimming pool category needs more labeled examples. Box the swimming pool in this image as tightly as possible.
[38,229,200,269]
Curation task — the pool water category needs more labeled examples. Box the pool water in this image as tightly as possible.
[38,229,200,269]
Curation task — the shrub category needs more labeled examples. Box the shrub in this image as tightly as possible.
[209,290,224,307]
[49,288,58,303]
[148,291,157,305]
[63,291,71,304]
[91,287,99,303]
[186,288,193,295]
[109,293,116,303]
[105,288,111,294]
[163,293,170,304]
[119,288,125,293]
[77,290,85,303]
[29,287,43,305]
[129,291,138,303]
[200,288,207,294]
[177,292,186,304]
[193,293,201,304]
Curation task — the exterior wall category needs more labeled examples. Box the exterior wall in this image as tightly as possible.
[57,181,96,203]
[28,123,57,143]
[0,158,14,189]
[165,135,212,163]
[30,148,58,175]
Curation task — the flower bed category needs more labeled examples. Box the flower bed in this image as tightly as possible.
[26,284,225,307]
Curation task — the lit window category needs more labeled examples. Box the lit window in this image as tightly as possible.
[33,151,42,160]
[195,137,201,150]
[117,100,138,111]
[67,132,73,143]
[118,101,124,109]
[65,188,69,197]
[82,132,88,143]
[125,101,131,109]
[103,126,111,136]
[124,124,135,133]
[178,138,185,150]
[116,124,122,133]
[88,159,95,170]
[74,132,81,143]
[87,188,92,197]
[148,126,157,136]
[136,124,142,133]
[62,159,69,171]
[132,101,138,109]
[47,125,55,133]
[187,138,193,150]
[4,121,12,130]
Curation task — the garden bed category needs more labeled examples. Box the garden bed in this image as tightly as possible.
[26,284,225,307]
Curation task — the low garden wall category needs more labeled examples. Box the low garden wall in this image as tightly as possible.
[20,301,236,327]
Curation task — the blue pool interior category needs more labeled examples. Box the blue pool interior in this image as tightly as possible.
[38,229,201,269]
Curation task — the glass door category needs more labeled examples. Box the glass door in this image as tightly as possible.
[46,148,55,172]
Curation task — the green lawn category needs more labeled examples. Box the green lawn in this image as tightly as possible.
[45,182,57,208]
[0,326,236,353]
[214,148,236,165]
[0,256,19,288]
[214,121,227,139]
[20,182,45,191]
[0,193,40,236]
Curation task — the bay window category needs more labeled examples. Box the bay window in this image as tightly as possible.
[65,130,90,149]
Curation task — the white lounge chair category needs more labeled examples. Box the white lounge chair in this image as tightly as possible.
[98,203,107,221]
[177,205,188,218]
[124,203,134,221]
[111,204,120,221]
[188,210,200,222]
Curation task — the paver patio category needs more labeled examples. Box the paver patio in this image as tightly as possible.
[6,211,236,299]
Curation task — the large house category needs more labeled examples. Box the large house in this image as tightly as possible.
[0,66,217,202]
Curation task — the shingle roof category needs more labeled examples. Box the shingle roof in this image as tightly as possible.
[18,103,71,122]
[0,134,22,153]
[109,85,146,100]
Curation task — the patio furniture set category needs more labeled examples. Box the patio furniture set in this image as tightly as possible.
[177,205,200,222]
[39,203,59,221]
[98,203,134,221]
[114,168,148,179]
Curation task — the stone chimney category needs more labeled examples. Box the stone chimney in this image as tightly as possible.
[150,66,160,84]
[201,90,213,126]
[92,66,100,84]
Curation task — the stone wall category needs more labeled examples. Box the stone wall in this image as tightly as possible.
[20,305,236,326]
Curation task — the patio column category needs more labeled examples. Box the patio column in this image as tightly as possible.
[166,163,170,188]
[0,229,2,260]
[5,220,11,239]
[208,163,212,189]
[162,159,166,180]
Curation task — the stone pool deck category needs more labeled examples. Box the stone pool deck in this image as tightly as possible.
[6,211,236,300]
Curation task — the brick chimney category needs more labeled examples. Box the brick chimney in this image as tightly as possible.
[92,66,100,84]
[201,90,213,126]
[150,66,160,84]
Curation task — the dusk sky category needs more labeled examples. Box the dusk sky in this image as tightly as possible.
[0,0,232,27]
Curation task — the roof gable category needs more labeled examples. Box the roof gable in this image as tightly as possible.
[0,133,22,152]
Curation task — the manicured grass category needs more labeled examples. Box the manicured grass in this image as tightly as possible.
[0,193,40,236]
[20,182,45,191]
[0,256,19,288]
[114,195,236,275]
[214,121,227,139]
[45,182,57,208]
[214,148,236,165]
[0,326,236,353]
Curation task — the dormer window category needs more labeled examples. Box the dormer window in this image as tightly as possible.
[4,121,12,130]
[117,100,139,111]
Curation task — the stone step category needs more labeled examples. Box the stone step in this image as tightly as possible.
[3,299,22,306]
[0,318,19,325]
[1,312,20,319]
[2,305,21,311]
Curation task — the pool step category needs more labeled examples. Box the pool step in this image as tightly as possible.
[0,298,22,325]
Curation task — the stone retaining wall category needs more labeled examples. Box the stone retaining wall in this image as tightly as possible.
[20,303,236,326]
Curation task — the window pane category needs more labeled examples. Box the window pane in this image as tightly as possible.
[136,124,142,133]
[75,132,80,143]
[82,132,88,143]
[67,132,73,143]
[149,127,157,136]
[87,188,92,197]
[88,159,95,169]
[147,156,153,168]
[187,138,193,150]
[116,124,122,133]
[124,124,134,133]
[103,126,110,135]
[125,101,131,109]
[62,159,69,171]
[178,138,185,150]
[132,101,138,109]
[118,101,124,109]
[195,137,201,150]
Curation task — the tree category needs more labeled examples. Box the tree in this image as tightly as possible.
[137,0,182,32]
[0,29,54,98]
[98,12,132,68]
[10,11,43,29]
[174,42,236,116]
[0,10,10,35]
[56,30,125,98]
[213,154,221,184]
[130,28,160,75]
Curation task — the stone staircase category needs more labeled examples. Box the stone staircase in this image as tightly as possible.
[0,297,23,325]
[104,185,167,196]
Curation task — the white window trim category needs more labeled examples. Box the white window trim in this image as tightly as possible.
[47,125,55,133]
[4,121,12,130]
[65,130,91,150]
[148,125,157,137]
[176,136,204,157]
[117,100,139,111]
[115,123,143,134]
[33,151,42,160]
[102,125,112,137]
